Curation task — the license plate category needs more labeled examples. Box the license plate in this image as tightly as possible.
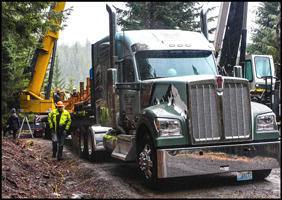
[237,171,252,181]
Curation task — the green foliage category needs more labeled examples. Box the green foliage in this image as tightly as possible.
[113,2,217,42]
[66,76,76,91]
[18,113,35,123]
[56,39,92,88]
[114,2,203,31]
[1,2,72,128]
[246,2,281,67]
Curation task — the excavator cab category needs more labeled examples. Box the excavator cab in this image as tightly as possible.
[243,54,276,91]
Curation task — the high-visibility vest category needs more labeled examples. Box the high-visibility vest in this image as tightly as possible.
[100,107,109,123]
[48,109,71,131]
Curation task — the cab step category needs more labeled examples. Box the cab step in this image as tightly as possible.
[111,134,136,161]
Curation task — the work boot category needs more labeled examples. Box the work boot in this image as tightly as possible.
[52,153,56,158]
[57,157,63,161]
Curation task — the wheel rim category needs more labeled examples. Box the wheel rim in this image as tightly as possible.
[139,144,153,179]
[80,134,84,152]
[88,132,92,156]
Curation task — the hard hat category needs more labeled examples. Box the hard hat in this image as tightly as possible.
[56,88,60,92]
[56,101,64,107]
[11,108,16,113]
[73,88,76,90]
[167,68,177,76]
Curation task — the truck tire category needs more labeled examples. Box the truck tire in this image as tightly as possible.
[41,117,51,140]
[79,127,88,159]
[252,169,272,180]
[34,130,42,138]
[87,129,96,162]
[137,133,158,189]
[43,124,51,140]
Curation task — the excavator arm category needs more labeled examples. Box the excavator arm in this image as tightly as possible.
[213,2,247,76]
[24,2,66,96]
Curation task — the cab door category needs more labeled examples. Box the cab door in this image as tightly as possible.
[116,57,140,132]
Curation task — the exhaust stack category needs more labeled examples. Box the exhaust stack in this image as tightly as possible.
[106,4,125,135]
[106,4,116,69]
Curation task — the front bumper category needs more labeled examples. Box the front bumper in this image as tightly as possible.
[157,141,280,178]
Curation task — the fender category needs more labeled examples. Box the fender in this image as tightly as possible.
[88,125,112,151]
[136,103,188,149]
[251,102,279,140]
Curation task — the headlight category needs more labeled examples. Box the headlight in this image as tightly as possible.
[256,113,276,132]
[155,118,182,137]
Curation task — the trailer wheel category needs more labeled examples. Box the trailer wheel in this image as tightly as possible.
[43,124,51,140]
[79,127,88,158]
[33,131,38,138]
[252,169,272,180]
[87,129,96,162]
[137,133,158,189]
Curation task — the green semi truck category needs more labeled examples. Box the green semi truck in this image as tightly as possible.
[67,4,280,188]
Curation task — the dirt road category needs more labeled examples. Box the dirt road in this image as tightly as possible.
[2,133,281,198]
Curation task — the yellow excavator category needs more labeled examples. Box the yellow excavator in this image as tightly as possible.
[19,2,69,137]
[19,2,91,138]
[20,2,66,114]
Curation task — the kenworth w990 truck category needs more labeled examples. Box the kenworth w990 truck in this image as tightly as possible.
[68,4,280,188]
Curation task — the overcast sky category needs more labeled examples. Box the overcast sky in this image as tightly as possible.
[58,2,259,46]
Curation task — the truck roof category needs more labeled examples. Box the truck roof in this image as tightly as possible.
[116,29,215,51]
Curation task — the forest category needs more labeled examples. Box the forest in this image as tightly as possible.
[1,2,281,128]
[42,39,92,92]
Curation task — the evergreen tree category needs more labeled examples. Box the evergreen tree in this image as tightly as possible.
[114,2,217,34]
[114,2,203,31]
[246,2,281,67]
[66,76,75,91]
[57,39,92,89]
[52,55,66,91]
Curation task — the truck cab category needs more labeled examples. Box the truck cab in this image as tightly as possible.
[86,29,280,188]
[70,4,280,189]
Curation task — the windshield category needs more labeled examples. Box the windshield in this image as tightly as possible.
[135,50,217,80]
[254,56,272,78]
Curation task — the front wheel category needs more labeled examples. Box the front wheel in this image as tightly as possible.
[137,134,158,189]
[252,169,272,180]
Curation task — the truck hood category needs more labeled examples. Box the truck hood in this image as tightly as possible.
[141,74,252,145]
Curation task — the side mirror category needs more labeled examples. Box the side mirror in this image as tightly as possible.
[233,65,242,78]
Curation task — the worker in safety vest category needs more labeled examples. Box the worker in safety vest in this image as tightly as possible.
[54,88,61,104]
[48,101,71,160]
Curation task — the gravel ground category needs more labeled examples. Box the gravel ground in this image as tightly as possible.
[2,132,281,199]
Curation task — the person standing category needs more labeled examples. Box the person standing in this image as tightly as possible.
[72,87,78,97]
[54,88,61,104]
[48,101,71,160]
[5,108,20,139]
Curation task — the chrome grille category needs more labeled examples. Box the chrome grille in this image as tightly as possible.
[224,83,250,139]
[189,80,251,143]
[190,84,220,141]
